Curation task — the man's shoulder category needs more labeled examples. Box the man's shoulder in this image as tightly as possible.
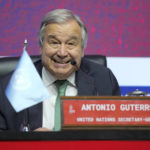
[81,57,109,74]
[80,57,114,82]
[34,59,43,75]
[0,72,12,89]
[80,57,120,96]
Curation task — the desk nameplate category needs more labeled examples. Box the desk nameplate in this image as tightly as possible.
[61,96,150,130]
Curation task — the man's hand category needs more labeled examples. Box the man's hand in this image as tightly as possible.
[34,127,51,132]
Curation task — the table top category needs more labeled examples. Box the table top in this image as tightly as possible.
[0,129,150,141]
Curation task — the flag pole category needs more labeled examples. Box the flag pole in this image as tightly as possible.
[20,39,30,132]
[24,39,27,50]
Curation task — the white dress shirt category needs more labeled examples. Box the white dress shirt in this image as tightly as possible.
[42,67,77,130]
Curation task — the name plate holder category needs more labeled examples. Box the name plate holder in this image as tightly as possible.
[61,96,150,130]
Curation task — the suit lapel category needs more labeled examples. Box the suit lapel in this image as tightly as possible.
[76,69,96,96]
[28,102,43,130]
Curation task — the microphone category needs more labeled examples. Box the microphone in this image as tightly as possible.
[70,59,99,95]
[70,59,77,66]
[71,59,79,72]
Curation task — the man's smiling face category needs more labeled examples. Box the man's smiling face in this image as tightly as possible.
[40,20,84,80]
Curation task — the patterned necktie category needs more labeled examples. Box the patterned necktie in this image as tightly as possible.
[54,80,68,131]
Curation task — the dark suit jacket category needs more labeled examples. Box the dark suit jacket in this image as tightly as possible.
[0,58,120,131]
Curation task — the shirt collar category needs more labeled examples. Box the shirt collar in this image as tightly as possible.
[67,72,76,87]
[42,67,76,87]
[42,67,56,87]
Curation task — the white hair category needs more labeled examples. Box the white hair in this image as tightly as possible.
[38,9,88,50]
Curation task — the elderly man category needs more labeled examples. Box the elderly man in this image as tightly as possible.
[0,9,120,131]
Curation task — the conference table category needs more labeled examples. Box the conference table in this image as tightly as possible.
[1,96,150,149]
[0,130,150,150]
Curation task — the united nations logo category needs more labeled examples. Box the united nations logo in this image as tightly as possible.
[10,69,31,90]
